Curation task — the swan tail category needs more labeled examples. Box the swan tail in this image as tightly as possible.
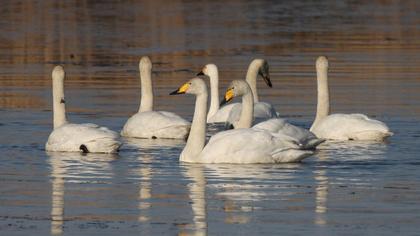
[271,148,314,163]
[303,138,326,150]
[84,137,122,153]
[349,130,393,141]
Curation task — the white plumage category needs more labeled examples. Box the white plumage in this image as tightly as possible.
[121,111,190,139]
[221,80,324,149]
[46,123,121,153]
[311,114,392,141]
[199,128,313,164]
[170,77,314,164]
[253,118,324,149]
[45,66,121,153]
[310,56,392,141]
[197,59,277,124]
[121,56,191,139]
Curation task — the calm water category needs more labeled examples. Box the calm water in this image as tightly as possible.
[1,0,420,235]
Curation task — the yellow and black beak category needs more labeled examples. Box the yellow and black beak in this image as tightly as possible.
[170,83,190,95]
[220,87,234,106]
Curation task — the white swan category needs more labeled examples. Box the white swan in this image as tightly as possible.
[221,80,324,149]
[121,56,191,139]
[197,64,237,123]
[225,59,278,127]
[45,66,121,153]
[169,77,314,164]
[310,56,392,141]
[197,59,277,125]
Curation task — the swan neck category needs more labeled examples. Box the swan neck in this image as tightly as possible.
[236,90,254,129]
[139,65,154,112]
[245,64,259,103]
[181,92,208,162]
[312,67,330,130]
[52,77,67,129]
[207,70,219,121]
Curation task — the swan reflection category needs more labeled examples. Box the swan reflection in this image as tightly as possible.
[137,155,153,223]
[314,150,328,226]
[180,164,207,236]
[47,152,117,235]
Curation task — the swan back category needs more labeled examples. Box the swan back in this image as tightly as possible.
[312,114,392,141]
[46,123,121,153]
[199,129,313,163]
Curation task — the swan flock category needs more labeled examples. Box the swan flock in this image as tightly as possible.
[46,56,392,163]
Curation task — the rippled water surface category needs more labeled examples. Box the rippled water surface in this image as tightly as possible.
[1,0,420,235]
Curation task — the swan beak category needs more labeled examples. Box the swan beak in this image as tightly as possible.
[220,88,234,106]
[169,83,189,95]
[196,71,204,76]
[259,71,272,88]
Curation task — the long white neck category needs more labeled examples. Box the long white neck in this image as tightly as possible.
[311,65,330,131]
[207,69,219,121]
[180,92,208,163]
[139,63,154,112]
[245,62,260,103]
[52,70,67,129]
[235,89,254,129]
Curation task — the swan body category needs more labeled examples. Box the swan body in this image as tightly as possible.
[225,59,278,126]
[197,60,277,124]
[121,111,190,139]
[221,80,324,149]
[46,123,121,153]
[45,66,121,153]
[199,128,313,163]
[310,56,392,141]
[121,56,191,139]
[170,78,314,164]
[310,113,392,141]
[253,118,324,149]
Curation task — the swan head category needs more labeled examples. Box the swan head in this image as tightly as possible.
[316,56,329,70]
[197,64,218,77]
[139,56,152,71]
[170,77,207,96]
[250,59,272,87]
[220,80,251,106]
[52,65,65,81]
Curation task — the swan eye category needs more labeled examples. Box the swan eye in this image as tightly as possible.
[60,98,65,104]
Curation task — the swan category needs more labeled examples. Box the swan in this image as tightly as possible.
[197,59,277,125]
[310,56,392,141]
[169,77,314,164]
[196,64,237,123]
[221,80,324,149]
[45,66,121,153]
[121,56,191,139]
[226,59,278,126]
